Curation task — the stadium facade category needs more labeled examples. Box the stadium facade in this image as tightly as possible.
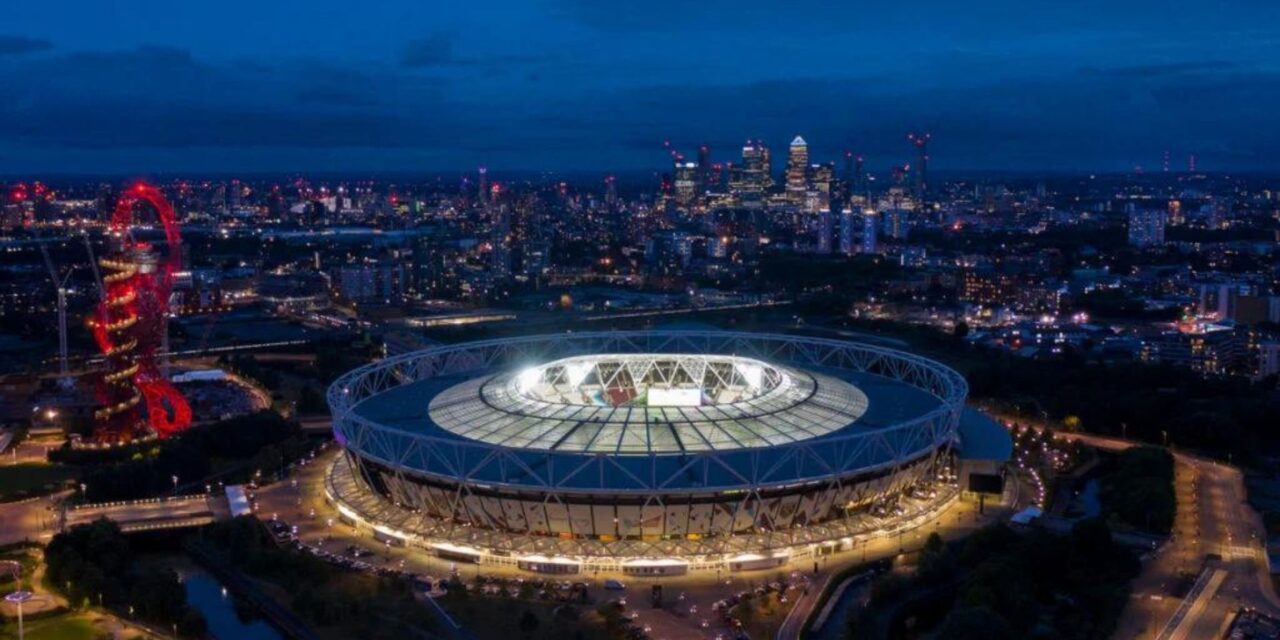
[327,331,972,574]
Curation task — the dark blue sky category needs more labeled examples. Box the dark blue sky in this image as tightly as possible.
[2,1,1278,175]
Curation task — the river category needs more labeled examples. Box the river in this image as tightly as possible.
[182,569,283,640]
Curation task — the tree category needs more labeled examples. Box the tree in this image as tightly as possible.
[935,606,1014,640]
[519,610,541,639]
[298,384,326,415]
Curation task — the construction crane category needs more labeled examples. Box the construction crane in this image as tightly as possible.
[38,240,75,387]
[82,235,105,301]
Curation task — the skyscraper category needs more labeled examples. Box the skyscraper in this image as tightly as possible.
[839,207,857,256]
[1128,209,1167,247]
[817,208,833,254]
[786,135,809,204]
[907,132,930,201]
[697,144,711,196]
[807,162,835,213]
[604,175,618,207]
[882,208,909,240]
[852,155,867,201]
[673,161,699,207]
[732,140,771,202]
[861,209,879,254]
[478,166,489,205]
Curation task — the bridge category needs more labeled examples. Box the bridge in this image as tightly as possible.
[61,494,229,533]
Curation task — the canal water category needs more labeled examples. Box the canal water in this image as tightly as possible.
[182,569,283,640]
[808,577,872,640]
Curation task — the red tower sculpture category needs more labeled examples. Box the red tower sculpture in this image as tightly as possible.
[89,183,192,443]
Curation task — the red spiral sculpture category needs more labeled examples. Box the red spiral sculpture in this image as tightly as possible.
[89,183,192,443]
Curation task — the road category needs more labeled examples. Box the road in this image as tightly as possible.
[255,449,1011,640]
[1056,432,1280,639]
[63,495,217,531]
[0,493,64,545]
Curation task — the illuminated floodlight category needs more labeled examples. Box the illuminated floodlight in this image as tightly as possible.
[736,362,763,390]
[517,368,540,394]
[565,361,593,387]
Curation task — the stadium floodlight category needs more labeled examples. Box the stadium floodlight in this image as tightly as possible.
[565,361,593,387]
[736,361,763,391]
[516,367,540,394]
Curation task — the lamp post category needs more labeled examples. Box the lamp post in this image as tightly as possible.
[5,591,33,640]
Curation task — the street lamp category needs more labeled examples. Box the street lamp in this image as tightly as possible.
[171,475,179,493]
[6,590,33,640]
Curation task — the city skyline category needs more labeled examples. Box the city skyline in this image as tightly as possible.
[2,1,1279,174]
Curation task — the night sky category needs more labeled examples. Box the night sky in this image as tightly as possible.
[2,1,1278,175]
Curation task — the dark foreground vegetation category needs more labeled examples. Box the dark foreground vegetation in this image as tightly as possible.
[848,520,1139,640]
[44,519,207,637]
[1099,446,1176,534]
[52,411,312,502]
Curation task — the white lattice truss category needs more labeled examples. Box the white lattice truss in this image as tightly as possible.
[327,331,967,559]
[524,353,786,406]
[325,454,960,564]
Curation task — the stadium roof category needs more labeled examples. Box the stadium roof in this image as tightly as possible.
[957,408,1014,462]
[426,355,870,454]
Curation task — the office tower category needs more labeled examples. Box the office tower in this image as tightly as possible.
[907,132,930,201]
[817,208,832,254]
[854,155,866,196]
[604,175,617,207]
[882,208,909,240]
[785,136,809,204]
[807,162,835,213]
[839,207,857,256]
[1127,209,1167,247]
[697,144,711,194]
[761,144,773,190]
[673,161,699,207]
[861,209,879,254]
[491,205,512,279]
[732,140,771,200]
[478,167,489,205]
[1167,199,1183,225]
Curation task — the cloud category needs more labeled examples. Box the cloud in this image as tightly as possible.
[400,32,552,69]
[0,35,52,57]
[400,33,455,68]
[1082,61,1242,78]
[574,66,1280,171]
[0,39,1277,173]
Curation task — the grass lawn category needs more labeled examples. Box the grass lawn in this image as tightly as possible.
[0,463,78,502]
[442,596,612,640]
[1,614,100,640]
[0,549,40,591]
[733,590,793,640]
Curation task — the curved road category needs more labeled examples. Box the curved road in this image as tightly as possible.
[1058,432,1280,639]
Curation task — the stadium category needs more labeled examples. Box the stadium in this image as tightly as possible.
[326,331,982,574]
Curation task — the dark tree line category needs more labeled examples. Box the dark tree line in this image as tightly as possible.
[1100,446,1176,534]
[194,517,439,639]
[852,520,1139,640]
[966,355,1280,462]
[44,519,206,637]
[65,410,310,502]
